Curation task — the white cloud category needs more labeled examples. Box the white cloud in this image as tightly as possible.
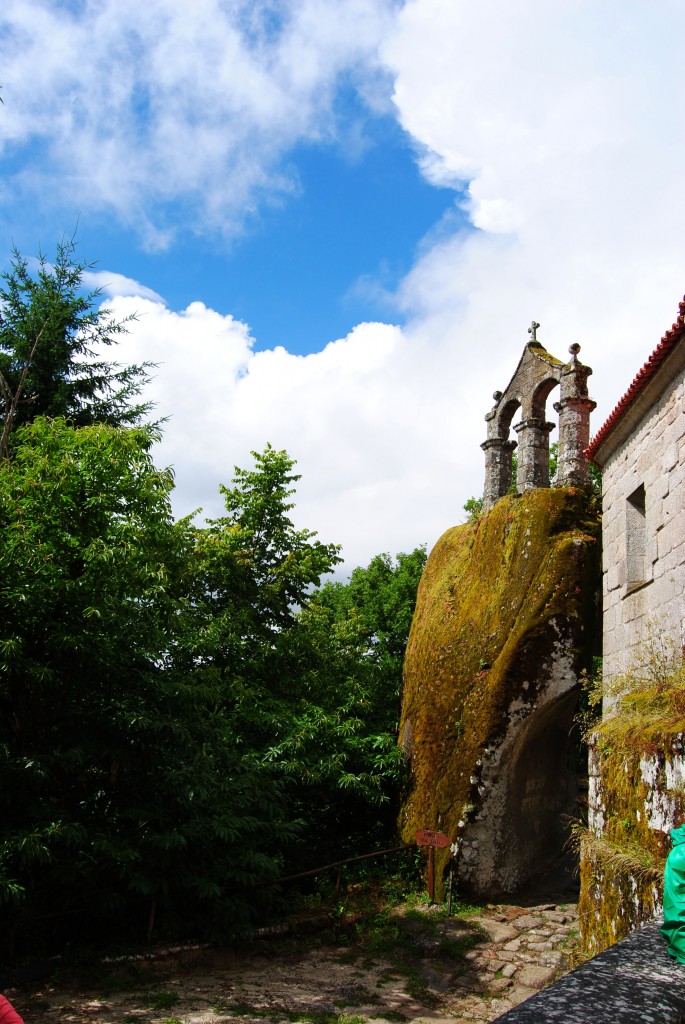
[381,0,685,454]
[383,0,685,347]
[15,0,685,573]
[109,295,430,570]
[80,270,165,303]
[110,1,685,571]
[0,0,396,246]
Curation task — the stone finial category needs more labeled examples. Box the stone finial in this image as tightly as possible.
[569,343,581,364]
[528,321,541,343]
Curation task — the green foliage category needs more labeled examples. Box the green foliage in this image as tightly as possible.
[0,424,424,948]
[177,446,362,859]
[0,422,295,943]
[313,547,427,701]
[148,991,180,1011]
[462,496,484,523]
[0,238,151,453]
[297,548,427,855]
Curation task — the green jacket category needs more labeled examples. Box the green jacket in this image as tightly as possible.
[661,823,685,963]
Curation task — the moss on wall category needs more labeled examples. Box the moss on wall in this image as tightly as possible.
[579,671,685,954]
[399,487,600,894]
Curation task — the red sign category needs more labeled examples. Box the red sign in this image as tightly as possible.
[415,829,451,848]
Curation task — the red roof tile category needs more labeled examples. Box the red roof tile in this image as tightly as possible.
[587,297,685,461]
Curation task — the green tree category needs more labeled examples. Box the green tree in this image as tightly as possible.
[0,420,288,949]
[178,447,348,841]
[181,452,420,867]
[296,547,427,855]
[0,239,151,456]
[0,429,424,948]
[313,547,427,698]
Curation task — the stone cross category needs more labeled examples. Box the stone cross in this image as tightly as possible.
[528,321,540,342]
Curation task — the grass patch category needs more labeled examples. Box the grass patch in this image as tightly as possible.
[437,933,479,959]
[325,885,486,1007]
[402,968,437,1007]
[148,990,180,1011]
[571,823,661,882]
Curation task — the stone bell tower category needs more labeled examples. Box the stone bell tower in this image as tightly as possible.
[481,322,596,511]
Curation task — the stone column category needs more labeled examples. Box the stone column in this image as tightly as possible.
[555,344,596,489]
[481,437,517,510]
[554,396,597,487]
[482,392,518,511]
[514,418,555,492]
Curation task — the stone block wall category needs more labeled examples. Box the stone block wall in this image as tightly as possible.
[579,738,684,955]
[601,366,685,681]
[580,338,685,956]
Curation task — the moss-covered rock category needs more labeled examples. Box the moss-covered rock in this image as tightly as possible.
[399,487,600,897]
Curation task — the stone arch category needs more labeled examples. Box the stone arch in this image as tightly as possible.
[501,689,579,891]
[481,397,521,502]
[531,375,561,419]
[455,614,588,898]
[497,396,522,438]
[482,331,596,509]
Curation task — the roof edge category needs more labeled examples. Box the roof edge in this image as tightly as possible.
[587,296,685,464]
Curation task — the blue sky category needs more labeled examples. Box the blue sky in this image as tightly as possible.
[2,1,685,570]
[2,99,457,355]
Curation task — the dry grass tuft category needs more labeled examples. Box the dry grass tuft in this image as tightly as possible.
[570,823,663,883]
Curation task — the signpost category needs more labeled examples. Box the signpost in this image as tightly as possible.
[415,829,451,903]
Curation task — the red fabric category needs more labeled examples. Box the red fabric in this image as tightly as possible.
[0,994,25,1024]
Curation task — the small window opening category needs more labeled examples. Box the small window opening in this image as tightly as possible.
[626,484,647,590]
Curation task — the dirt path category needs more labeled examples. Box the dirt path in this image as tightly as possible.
[8,900,579,1024]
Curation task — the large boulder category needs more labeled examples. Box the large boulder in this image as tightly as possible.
[399,488,600,897]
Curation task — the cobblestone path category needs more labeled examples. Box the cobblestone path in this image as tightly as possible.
[9,900,580,1024]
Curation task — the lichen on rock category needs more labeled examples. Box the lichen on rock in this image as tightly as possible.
[399,487,600,897]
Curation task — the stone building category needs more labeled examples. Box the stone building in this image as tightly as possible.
[588,299,685,679]
[579,299,685,954]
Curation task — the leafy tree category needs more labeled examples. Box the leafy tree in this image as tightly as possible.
[178,447,354,860]
[180,453,423,867]
[298,548,427,855]
[0,420,289,949]
[463,495,484,522]
[0,428,425,948]
[0,239,151,456]
[313,548,427,699]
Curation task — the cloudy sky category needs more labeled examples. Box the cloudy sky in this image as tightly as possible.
[2,0,685,572]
